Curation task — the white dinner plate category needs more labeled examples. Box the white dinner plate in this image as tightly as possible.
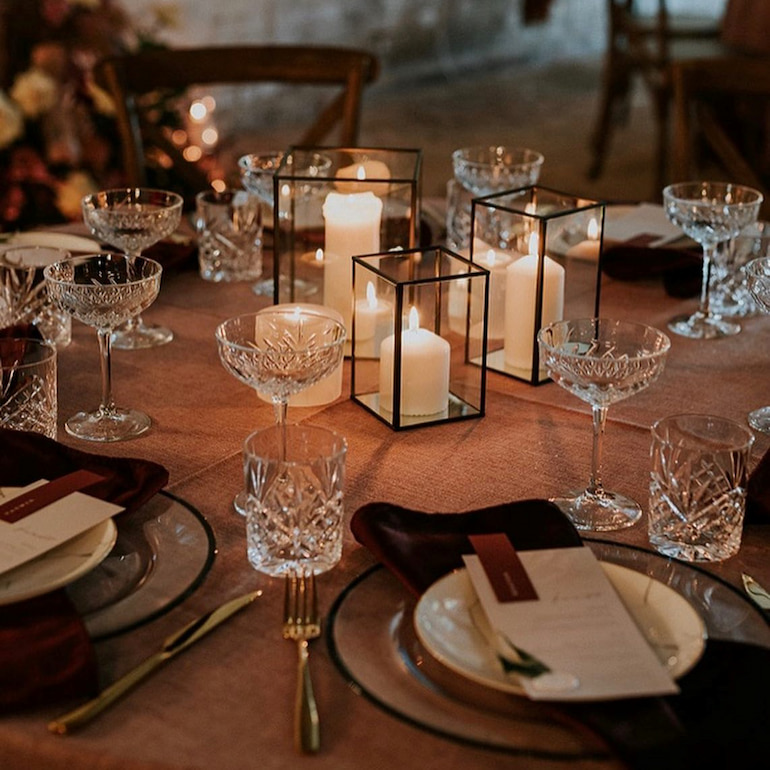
[0,230,100,254]
[0,518,117,605]
[414,562,706,699]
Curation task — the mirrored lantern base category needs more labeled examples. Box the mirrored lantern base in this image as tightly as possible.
[111,318,173,349]
[551,489,642,532]
[65,406,152,443]
[748,405,770,434]
[667,310,740,340]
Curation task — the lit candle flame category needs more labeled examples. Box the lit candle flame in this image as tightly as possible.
[528,231,539,256]
[587,217,599,241]
[408,306,419,331]
[356,164,366,181]
[366,280,377,309]
[485,248,497,267]
[315,248,324,264]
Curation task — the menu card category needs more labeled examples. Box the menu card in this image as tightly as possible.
[0,473,123,575]
[463,534,679,701]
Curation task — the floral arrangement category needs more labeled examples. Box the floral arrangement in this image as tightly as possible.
[0,0,178,232]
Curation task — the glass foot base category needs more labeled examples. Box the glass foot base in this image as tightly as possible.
[251,278,274,297]
[233,489,250,516]
[112,321,174,349]
[667,311,740,339]
[550,489,642,532]
[65,407,152,442]
[748,406,770,434]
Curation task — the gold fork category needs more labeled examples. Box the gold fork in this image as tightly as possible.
[282,569,321,753]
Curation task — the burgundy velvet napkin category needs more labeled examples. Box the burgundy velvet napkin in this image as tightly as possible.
[0,428,169,711]
[351,499,770,769]
[601,239,702,298]
[747,446,770,524]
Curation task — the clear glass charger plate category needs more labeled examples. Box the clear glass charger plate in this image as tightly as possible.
[66,490,216,640]
[327,539,770,759]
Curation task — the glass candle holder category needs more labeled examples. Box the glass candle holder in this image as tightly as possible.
[471,186,603,384]
[272,147,422,341]
[351,246,488,430]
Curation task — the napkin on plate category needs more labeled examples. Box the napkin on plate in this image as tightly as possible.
[601,237,703,298]
[351,498,770,769]
[0,428,169,711]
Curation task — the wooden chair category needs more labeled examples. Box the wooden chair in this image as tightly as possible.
[94,45,379,196]
[670,55,770,217]
[587,0,724,197]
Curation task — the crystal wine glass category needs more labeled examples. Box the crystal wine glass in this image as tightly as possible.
[82,188,183,349]
[44,253,162,442]
[538,318,671,531]
[215,305,346,513]
[745,256,770,433]
[238,151,332,297]
[662,182,762,339]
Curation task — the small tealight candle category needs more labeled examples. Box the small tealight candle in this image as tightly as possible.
[504,232,565,372]
[379,306,450,416]
[566,216,601,260]
[354,280,391,352]
[300,247,325,268]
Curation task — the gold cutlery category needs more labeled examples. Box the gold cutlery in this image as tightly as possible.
[282,570,321,753]
[742,573,770,611]
[48,590,262,735]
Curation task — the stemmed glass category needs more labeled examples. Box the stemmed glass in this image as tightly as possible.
[745,257,770,433]
[538,318,671,531]
[82,188,183,349]
[238,151,332,297]
[44,253,162,442]
[662,182,763,339]
[215,305,346,514]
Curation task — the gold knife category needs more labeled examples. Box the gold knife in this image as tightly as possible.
[742,573,770,611]
[48,590,262,735]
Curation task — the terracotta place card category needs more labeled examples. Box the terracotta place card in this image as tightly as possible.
[0,474,123,575]
[463,542,679,701]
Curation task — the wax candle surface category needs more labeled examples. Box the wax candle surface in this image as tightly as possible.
[354,281,391,353]
[379,307,450,416]
[474,241,512,338]
[504,247,565,372]
[334,160,391,193]
[323,191,383,331]
[565,217,601,260]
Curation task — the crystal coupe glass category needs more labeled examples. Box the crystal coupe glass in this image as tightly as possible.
[216,305,346,513]
[82,188,182,349]
[538,318,671,531]
[44,253,162,442]
[662,182,762,339]
[745,256,770,433]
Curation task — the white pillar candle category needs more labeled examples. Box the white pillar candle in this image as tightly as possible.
[335,160,391,193]
[322,191,383,331]
[566,216,601,260]
[474,242,512,339]
[504,234,565,372]
[354,281,391,353]
[379,307,451,416]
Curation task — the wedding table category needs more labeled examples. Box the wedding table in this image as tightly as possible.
[1,234,769,770]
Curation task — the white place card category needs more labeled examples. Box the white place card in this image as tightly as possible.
[604,203,683,247]
[463,542,679,701]
[0,476,123,576]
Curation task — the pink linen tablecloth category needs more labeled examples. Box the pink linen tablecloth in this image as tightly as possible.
[0,249,768,769]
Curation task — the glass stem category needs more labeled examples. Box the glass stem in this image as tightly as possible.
[698,243,716,317]
[273,398,288,462]
[587,404,608,498]
[97,329,115,415]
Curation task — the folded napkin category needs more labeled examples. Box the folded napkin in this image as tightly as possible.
[351,499,770,769]
[0,428,169,711]
[747,446,770,524]
[601,237,702,298]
